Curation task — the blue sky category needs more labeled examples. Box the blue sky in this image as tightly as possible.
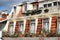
[0,0,23,13]
[0,0,35,14]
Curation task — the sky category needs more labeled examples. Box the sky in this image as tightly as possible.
[0,0,35,14]
[0,0,34,14]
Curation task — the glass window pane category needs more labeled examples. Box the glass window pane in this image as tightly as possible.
[48,3,52,7]
[18,21,24,33]
[57,17,60,34]
[44,4,47,8]
[42,18,49,33]
[58,2,60,5]
[30,20,35,33]
[53,2,57,6]
[9,22,14,35]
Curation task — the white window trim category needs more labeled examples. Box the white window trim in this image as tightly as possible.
[30,20,36,34]
[18,21,24,34]
[57,17,60,34]
[42,18,50,33]
[9,22,14,35]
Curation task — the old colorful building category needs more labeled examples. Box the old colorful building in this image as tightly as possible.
[6,0,60,36]
[0,11,8,31]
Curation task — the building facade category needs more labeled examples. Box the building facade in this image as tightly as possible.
[6,0,60,36]
[0,11,8,32]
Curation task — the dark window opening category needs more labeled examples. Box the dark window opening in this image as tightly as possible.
[37,4,39,10]
[14,6,16,12]
[53,2,57,6]
[58,2,60,5]
[48,3,52,7]
[44,9,49,13]
[25,4,27,11]
[44,4,47,8]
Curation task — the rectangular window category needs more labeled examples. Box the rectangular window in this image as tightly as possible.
[18,21,24,34]
[48,3,52,7]
[14,6,16,13]
[44,4,47,8]
[57,17,60,34]
[25,3,27,11]
[32,3,38,10]
[53,2,57,6]
[42,18,49,33]
[30,20,35,34]
[9,22,14,35]
[58,2,60,5]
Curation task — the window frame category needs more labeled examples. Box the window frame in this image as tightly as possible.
[9,22,14,35]
[44,4,48,8]
[57,17,60,34]
[58,2,60,5]
[48,3,52,7]
[53,2,58,6]
[30,20,35,34]
[18,21,24,34]
[42,18,49,33]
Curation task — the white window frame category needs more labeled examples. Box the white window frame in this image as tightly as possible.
[57,17,60,34]
[18,21,24,34]
[9,22,14,35]
[42,18,49,33]
[30,20,35,34]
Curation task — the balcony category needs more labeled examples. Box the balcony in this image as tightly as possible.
[22,9,42,16]
[22,5,60,16]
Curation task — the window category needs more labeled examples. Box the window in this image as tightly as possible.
[44,4,47,8]
[9,22,14,35]
[48,3,52,7]
[57,17,60,34]
[30,20,35,34]
[24,3,27,11]
[58,2,60,5]
[18,21,24,34]
[53,2,57,6]
[42,18,49,33]
[32,3,38,10]
[14,6,16,13]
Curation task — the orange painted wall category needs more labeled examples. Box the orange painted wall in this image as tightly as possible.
[15,21,18,33]
[36,18,42,35]
[17,6,23,17]
[50,16,57,34]
[25,20,30,34]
